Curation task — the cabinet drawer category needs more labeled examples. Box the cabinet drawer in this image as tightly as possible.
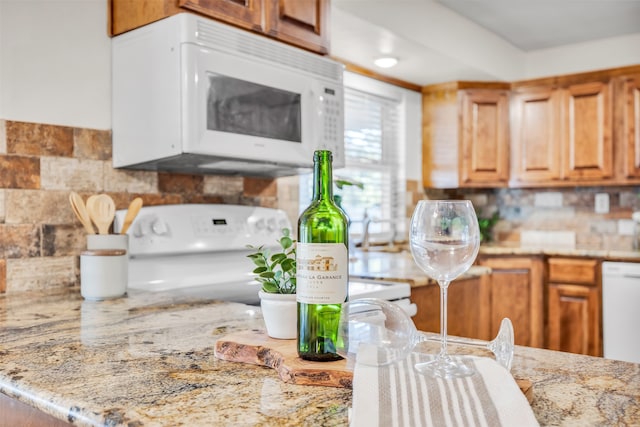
[548,258,599,284]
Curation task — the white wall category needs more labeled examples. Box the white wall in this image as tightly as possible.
[525,33,640,79]
[0,0,111,130]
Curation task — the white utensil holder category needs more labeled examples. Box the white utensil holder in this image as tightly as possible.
[80,248,128,300]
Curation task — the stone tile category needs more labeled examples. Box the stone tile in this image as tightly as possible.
[276,176,300,202]
[243,177,277,197]
[0,120,6,154]
[203,175,243,196]
[0,190,4,223]
[2,224,41,258]
[5,190,74,225]
[124,193,183,207]
[158,173,204,194]
[406,179,418,192]
[590,220,618,234]
[74,128,111,160]
[6,256,76,292]
[619,191,640,210]
[6,121,73,156]
[42,224,85,257]
[0,155,40,189]
[103,164,158,193]
[40,157,103,191]
[0,259,5,292]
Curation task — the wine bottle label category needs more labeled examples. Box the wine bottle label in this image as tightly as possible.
[296,243,348,304]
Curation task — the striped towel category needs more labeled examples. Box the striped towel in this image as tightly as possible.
[351,353,539,427]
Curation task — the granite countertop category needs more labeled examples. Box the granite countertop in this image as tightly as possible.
[1,289,639,426]
[479,243,640,261]
[349,244,640,286]
[349,250,492,287]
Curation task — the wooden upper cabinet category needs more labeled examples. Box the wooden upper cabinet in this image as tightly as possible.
[459,90,510,186]
[422,82,510,189]
[265,0,329,54]
[109,0,330,54]
[179,0,264,32]
[511,73,617,187]
[510,87,561,184]
[561,81,613,181]
[616,73,640,179]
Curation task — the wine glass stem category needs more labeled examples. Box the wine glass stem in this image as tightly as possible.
[438,280,451,359]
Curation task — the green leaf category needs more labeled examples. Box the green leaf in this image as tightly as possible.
[252,266,267,274]
[259,271,276,279]
[262,282,278,293]
[280,236,293,250]
[281,258,295,272]
[270,253,287,263]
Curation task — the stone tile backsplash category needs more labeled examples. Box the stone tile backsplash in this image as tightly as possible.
[434,186,640,250]
[0,120,280,293]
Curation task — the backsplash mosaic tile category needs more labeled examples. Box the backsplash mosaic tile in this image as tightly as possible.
[0,119,281,293]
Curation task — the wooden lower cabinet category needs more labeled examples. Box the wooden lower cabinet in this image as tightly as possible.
[411,275,492,341]
[547,284,601,356]
[477,256,545,348]
[546,257,602,356]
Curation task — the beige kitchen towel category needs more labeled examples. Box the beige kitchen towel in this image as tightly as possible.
[351,353,539,427]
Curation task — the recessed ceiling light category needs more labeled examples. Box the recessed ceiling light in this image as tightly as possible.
[373,57,398,68]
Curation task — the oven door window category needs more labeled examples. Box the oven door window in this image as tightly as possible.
[206,73,302,143]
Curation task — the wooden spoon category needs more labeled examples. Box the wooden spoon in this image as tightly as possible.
[120,197,143,234]
[86,194,116,235]
[69,192,95,234]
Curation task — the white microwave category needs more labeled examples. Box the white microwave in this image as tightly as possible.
[112,14,344,177]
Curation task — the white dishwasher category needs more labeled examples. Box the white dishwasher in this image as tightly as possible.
[602,261,640,364]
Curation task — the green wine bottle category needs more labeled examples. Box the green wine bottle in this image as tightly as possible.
[297,150,349,362]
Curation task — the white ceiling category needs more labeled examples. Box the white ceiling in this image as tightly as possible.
[331,0,640,86]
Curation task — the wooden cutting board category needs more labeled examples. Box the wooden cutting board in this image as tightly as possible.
[215,330,353,388]
[214,330,533,401]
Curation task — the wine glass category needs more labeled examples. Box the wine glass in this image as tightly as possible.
[336,298,515,370]
[409,200,481,378]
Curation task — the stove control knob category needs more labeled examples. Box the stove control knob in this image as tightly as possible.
[254,218,266,232]
[132,216,153,237]
[151,219,169,235]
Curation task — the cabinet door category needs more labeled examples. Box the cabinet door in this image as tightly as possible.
[477,256,545,348]
[411,275,492,341]
[561,81,613,181]
[264,0,329,54]
[618,74,640,178]
[547,284,601,356]
[510,87,561,184]
[459,90,510,187]
[180,0,264,31]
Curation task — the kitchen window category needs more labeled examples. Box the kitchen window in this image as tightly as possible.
[300,72,406,246]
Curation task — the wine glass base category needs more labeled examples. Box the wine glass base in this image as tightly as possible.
[414,356,475,379]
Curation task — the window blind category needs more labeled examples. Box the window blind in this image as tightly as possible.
[300,86,405,245]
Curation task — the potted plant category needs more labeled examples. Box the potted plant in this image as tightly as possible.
[247,228,297,339]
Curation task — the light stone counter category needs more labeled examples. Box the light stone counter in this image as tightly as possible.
[349,250,491,287]
[479,243,640,261]
[1,289,639,426]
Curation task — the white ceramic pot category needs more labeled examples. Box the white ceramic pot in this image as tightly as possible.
[259,291,297,339]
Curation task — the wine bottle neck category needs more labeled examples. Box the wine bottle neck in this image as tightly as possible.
[312,150,333,201]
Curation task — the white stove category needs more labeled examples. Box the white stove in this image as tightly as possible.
[113,204,415,314]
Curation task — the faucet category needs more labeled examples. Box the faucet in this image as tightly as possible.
[359,210,397,250]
